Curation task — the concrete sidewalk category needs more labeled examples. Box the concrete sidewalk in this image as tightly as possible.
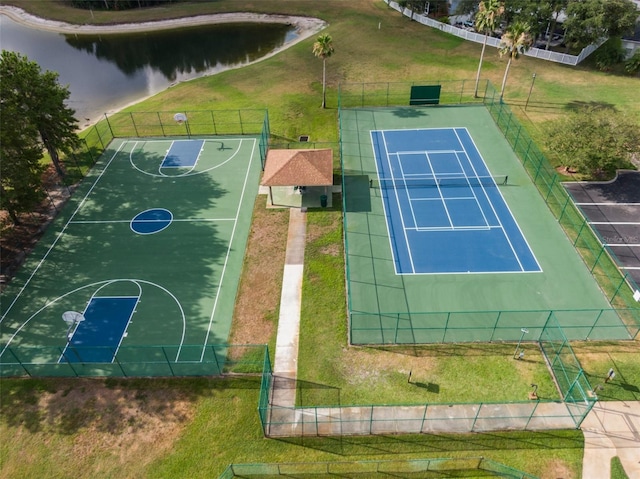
[581,401,640,479]
[271,208,306,407]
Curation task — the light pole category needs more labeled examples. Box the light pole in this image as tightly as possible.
[524,73,537,111]
[513,328,529,359]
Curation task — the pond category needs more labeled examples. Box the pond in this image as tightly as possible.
[0,14,298,125]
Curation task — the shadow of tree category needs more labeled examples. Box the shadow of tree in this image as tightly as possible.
[0,376,260,434]
[564,100,617,113]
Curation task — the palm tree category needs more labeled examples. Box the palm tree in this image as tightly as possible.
[498,21,533,100]
[473,0,505,97]
[312,34,335,109]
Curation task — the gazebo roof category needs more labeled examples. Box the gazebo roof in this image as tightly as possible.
[261,149,333,187]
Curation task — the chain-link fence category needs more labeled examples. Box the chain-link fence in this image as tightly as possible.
[220,457,538,478]
[0,344,268,378]
[339,80,640,343]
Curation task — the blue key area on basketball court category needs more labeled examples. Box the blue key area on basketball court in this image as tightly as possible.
[130,208,173,234]
[161,139,204,167]
[62,297,137,363]
[371,127,541,274]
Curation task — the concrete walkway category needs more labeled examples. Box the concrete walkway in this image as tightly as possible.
[581,401,640,479]
[271,208,306,407]
[269,207,640,479]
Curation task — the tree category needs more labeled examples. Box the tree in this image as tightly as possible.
[473,0,504,97]
[0,51,80,178]
[563,0,638,51]
[312,34,334,109]
[498,21,532,99]
[0,94,46,225]
[546,108,640,179]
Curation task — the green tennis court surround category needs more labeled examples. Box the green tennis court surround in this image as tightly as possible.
[339,81,640,344]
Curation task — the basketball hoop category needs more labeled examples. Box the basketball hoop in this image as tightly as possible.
[62,311,85,341]
[174,112,187,125]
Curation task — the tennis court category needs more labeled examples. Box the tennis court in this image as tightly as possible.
[0,136,261,375]
[341,105,626,343]
[371,127,540,274]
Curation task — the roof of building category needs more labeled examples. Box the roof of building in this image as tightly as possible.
[261,149,333,186]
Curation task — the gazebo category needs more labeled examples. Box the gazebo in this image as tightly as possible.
[261,149,334,208]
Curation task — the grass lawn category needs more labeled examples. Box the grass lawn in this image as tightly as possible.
[1,0,640,477]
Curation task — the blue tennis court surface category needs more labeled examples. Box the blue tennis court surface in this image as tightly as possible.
[371,127,541,275]
[161,139,204,167]
[61,296,138,363]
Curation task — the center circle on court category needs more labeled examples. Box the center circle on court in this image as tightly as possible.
[130,208,173,234]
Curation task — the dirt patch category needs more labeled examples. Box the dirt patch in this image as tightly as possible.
[2,378,195,467]
[340,347,437,386]
[0,166,73,290]
[228,198,289,346]
[541,459,575,479]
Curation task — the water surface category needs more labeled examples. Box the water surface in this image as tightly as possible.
[0,15,296,124]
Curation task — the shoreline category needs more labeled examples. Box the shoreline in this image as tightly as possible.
[0,6,326,36]
[0,6,327,127]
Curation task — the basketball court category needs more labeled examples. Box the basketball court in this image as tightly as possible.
[0,136,261,375]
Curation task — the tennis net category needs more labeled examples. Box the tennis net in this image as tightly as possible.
[371,175,508,189]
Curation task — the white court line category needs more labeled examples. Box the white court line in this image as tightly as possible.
[408,225,501,232]
[69,218,236,224]
[397,152,428,233]
[129,139,243,178]
[200,138,256,361]
[0,141,129,325]
[425,152,455,229]
[607,244,640,247]
[381,133,417,273]
[453,128,525,272]
[459,127,541,272]
[453,150,491,228]
[58,283,142,364]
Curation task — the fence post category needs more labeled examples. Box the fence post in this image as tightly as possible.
[590,246,605,273]
[162,347,176,376]
[524,399,540,430]
[544,174,558,203]
[610,276,628,303]
[443,312,451,343]
[420,403,428,432]
[558,195,572,223]
[130,112,139,137]
[58,347,80,377]
[370,405,374,435]
[471,403,482,431]
[113,353,127,377]
[157,112,166,137]
[210,110,217,135]
[6,348,32,377]
[585,309,604,340]
[489,312,501,342]
[104,113,114,138]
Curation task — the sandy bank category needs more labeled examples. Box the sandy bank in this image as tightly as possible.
[0,6,326,37]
